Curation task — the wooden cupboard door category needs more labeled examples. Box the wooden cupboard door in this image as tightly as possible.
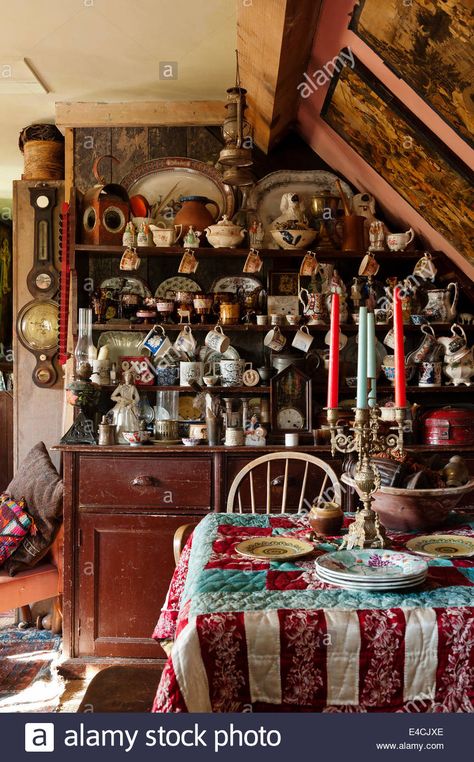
[76,513,200,658]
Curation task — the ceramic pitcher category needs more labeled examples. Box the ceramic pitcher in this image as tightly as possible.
[299,288,327,324]
[422,283,458,322]
[174,195,220,237]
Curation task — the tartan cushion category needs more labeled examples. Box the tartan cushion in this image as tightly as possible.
[0,493,32,566]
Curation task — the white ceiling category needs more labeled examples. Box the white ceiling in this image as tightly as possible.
[0,0,236,197]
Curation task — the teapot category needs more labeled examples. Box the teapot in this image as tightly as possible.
[205,215,246,248]
[443,347,474,387]
[421,282,458,323]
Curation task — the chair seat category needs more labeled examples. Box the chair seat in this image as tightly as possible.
[0,563,58,611]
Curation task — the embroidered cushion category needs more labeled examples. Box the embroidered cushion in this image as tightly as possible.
[0,493,32,566]
[4,442,63,576]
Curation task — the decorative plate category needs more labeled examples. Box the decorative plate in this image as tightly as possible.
[316,571,426,591]
[155,277,202,298]
[406,534,474,558]
[248,170,353,248]
[236,536,314,561]
[97,331,149,365]
[100,276,152,298]
[178,395,201,421]
[210,275,263,294]
[316,549,427,580]
[120,157,235,220]
[316,567,427,586]
[242,369,260,387]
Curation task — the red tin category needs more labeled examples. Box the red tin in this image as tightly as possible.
[422,407,474,446]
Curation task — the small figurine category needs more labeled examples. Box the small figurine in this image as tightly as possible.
[109,369,140,442]
[351,277,363,307]
[183,226,201,248]
[249,220,265,248]
[369,220,385,252]
[136,222,151,247]
[122,221,136,247]
[245,415,267,446]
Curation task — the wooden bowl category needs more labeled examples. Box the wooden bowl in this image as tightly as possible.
[341,474,474,532]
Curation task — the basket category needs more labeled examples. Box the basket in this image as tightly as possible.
[19,124,64,180]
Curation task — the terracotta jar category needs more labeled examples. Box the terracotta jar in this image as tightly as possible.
[174,195,220,238]
[308,502,344,536]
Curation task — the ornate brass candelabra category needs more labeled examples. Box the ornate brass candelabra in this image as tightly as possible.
[327,405,407,550]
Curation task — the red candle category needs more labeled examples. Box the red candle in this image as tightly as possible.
[327,290,340,409]
[393,286,407,408]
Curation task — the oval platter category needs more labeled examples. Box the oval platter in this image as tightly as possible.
[235,536,314,561]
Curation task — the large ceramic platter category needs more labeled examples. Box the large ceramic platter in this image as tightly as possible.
[248,170,354,248]
[121,157,235,220]
[316,549,427,580]
[210,275,263,294]
[316,567,427,586]
[406,534,474,559]
[100,276,152,298]
[96,331,149,364]
[155,277,202,298]
[236,537,314,561]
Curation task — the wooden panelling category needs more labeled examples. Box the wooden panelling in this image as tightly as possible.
[73,129,112,194]
[56,101,226,129]
[111,127,148,184]
[0,391,13,490]
[186,127,222,164]
[148,126,187,159]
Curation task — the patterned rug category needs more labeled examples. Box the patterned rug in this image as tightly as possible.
[0,626,63,712]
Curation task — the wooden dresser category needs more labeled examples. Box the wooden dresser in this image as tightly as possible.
[56,443,345,674]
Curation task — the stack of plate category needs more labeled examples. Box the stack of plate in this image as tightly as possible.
[316,549,428,591]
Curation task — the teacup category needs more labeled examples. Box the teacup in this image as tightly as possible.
[256,314,268,326]
[264,326,287,352]
[386,228,414,252]
[203,375,219,386]
[410,314,428,326]
[122,430,151,446]
[358,253,379,277]
[374,308,392,324]
[179,361,211,386]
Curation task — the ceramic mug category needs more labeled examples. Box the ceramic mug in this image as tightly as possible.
[264,326,287,352]
[358,253,379,277]
[374,308,393,324]
[220,360,252,387]
[225,428,245,446]
[173,325,196,355]
[205,325,230,354]
[292,325,314,352]
[270,314,284,326]
[256,314,268,326]
[179,361,210,386]
[143,325,172,358]
[285,433,299,447]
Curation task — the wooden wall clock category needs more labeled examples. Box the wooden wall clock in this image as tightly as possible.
[270,364,312,436]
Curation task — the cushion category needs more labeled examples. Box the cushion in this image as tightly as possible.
[4,442,63,576]
[0,493,32,566]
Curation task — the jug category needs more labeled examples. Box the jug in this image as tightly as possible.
[174,195,220,238]
[421,282,458,323]
[299,288,327,324]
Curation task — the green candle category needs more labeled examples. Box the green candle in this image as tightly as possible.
[356,307,368,409]
[367,311,377,408]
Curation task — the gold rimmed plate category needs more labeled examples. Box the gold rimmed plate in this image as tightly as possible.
[235,536,314,561]
[406,534,474,559]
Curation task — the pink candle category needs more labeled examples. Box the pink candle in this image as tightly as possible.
[393,286,407,408]
[327,291,340,409]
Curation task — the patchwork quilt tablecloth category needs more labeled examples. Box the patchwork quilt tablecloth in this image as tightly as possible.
[152,513,474,713]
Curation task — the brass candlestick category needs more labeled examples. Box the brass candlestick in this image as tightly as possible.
[326,405,408,550]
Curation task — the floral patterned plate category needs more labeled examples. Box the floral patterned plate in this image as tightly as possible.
[236,537,314,561]
[155,277,202,298]
[316,549,427,581]
[406,534,474,559]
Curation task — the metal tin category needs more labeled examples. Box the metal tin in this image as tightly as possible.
[422,407,474,446]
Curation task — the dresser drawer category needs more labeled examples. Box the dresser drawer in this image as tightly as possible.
[78,455,212,510]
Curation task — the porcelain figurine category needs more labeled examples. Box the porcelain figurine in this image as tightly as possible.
[442,455,469,487]
[183,225,202,248]
[109,369,140,442]
[421,282,458,323]
[136,222,151,247]
[443,347,474,386]
[248,219,265,248]
[368,220,386,252]
[122,221,136,247]
[205,215,246,248]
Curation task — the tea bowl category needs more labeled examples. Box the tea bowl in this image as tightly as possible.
[122,430,152,446]
[182,437,201,447]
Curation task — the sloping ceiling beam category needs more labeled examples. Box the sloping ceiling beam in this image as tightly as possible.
[237,0,323,154]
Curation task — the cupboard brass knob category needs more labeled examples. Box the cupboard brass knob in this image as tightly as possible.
[130,475,159,488]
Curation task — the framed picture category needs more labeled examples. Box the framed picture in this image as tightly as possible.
[350,0,473,147]
[268,271,300,296]
[321,55,474,265]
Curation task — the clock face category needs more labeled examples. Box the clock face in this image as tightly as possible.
[17,300,59,351]
[35,272,53,290]
[277,407,305,429]
[35,194,50,209]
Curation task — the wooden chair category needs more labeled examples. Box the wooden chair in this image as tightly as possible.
[173,452,341,563]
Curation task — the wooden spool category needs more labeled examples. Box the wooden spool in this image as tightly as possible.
[22,140,64,180]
